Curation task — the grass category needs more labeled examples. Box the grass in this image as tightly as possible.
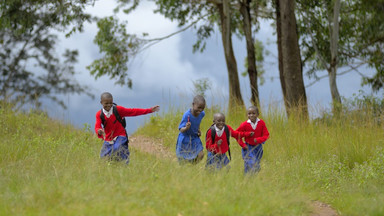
[1,101,384,215]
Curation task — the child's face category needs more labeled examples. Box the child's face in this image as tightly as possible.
[247,108,259,122]
[213,115,225,130]
[100,96,113,112]
[192,101,205,116]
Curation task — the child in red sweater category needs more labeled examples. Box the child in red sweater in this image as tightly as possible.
[236,106,269,174]
[205,113,253,170]
[95,92,159,164]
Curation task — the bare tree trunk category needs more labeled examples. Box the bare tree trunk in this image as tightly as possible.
[239,0,259,107]
[275,0,289,111]
[329,0,342,113]
[279,0,308,118]
[218,0,244,109]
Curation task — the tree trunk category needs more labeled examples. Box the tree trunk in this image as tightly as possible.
[329,0,342,113]
[278,0,308,118]
[239,0,259,107]
[275,0,289,111]
[217,0,244,109]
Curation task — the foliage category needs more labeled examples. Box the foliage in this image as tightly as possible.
[296,0,384,91]
[87,16,143,87]
[0,0,94,108]
[242,39,267,85]
[192,78,212,98]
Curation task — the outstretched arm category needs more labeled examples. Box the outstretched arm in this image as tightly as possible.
[228,125,249,149]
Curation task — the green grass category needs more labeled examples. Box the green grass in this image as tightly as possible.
[1,102,384,215]
[136,104,384,216]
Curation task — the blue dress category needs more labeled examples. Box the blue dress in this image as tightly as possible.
[176,109,205,161]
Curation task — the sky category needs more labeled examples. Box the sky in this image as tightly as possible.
[44,0,379,135]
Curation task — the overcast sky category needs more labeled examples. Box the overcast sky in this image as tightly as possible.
[44,0,379,134]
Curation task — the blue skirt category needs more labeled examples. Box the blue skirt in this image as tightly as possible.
[176,133,203,161]
[100,136,129,164]
[206,151,230,170]
[241,143,264,174]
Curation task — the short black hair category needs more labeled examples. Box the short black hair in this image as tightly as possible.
[193,95,206,105]
[248,105,259,114]
[213,112,225,121]
[100,92,113,100]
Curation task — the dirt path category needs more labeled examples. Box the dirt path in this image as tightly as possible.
[129,135,174,160]
[129,135,338,216]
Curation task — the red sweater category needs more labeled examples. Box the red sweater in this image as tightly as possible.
[95,106,153,141]
[236,119,269,147]
[206,125,252,154]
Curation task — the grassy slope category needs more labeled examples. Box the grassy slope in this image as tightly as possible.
[1,104,383,215]
[136,105,384,216]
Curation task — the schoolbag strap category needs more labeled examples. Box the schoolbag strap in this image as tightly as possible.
[112,105,123,126]
[112,105,128,139]
[100,109,106,128]
[210,125,215,144]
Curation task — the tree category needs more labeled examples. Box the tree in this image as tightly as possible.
[239,0,259,107]
[89,0,248,109]
[296,0,384,113]
[0,0,93,109]
[276,0,308,117]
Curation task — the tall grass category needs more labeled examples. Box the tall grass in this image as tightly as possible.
[1,98,384,215]
[0,103,309,215]
[136,100,384,215]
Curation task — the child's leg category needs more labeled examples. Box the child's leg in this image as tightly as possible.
[100,141,113,159]
[193,150,204,164]
[252,144,263,172]
[242,143,263,174]
[111,136,130,163]
[205,151,217,170]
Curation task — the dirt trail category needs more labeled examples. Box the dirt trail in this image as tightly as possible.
[129,135,338,216]
[129,135,174,160]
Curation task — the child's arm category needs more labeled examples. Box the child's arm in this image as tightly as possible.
[94,111,105,139]
[119,105,160,117]
[205,129,220,153]
[254,121,270,144]
[179,114,191,133]
[228,125,248,149]
[179,122,191,133]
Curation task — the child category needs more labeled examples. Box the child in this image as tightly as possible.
[205,113,253,170]
[176,95,206,164]
[236,106,269,174]
[94,92,160,164]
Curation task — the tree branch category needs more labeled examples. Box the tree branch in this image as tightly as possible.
[139,14,209,51]
[305,62,367,87]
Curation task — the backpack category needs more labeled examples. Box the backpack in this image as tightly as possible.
[205,124,231,160]
[100,103,128,137]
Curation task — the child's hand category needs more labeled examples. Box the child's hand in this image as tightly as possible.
[98,129,105,139]
[151,105,160,112]
[217,139,223,146]
[97,129,105,136]
[185,122,191,130]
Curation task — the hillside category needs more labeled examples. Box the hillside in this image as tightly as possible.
[1,104,383,215]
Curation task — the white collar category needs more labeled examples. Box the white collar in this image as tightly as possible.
[103,108,113,118]
[247,118,260,130]
[214,125,224,137]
